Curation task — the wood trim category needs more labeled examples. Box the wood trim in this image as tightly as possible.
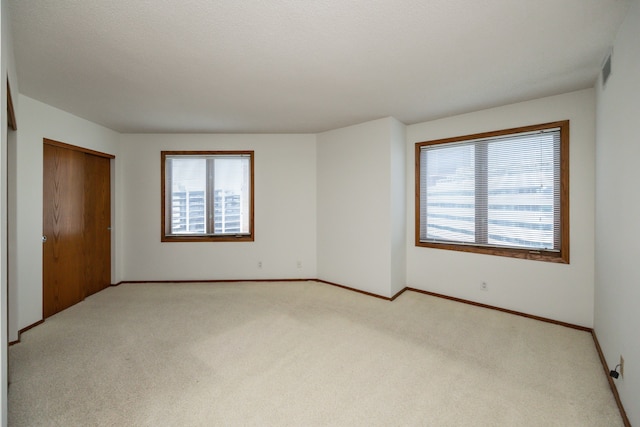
[413,241,568,264]
[122,278,396,301]
[417,121,569,147]
[406,287,590,331]
[414,141,421,249]
[7,79,17,130]
[161,235,255,243]
[249,149,255,242]
[19,320,44,335]
[43,138,115,159]
[9,319,45,346]
[161,151,167,238]
[96,280,591,333]
[559,120,570,264]
[390,287,408,301]
[114,279,591,333]
[591,331,631,427]
[315,279,394,301]
[114,280,313,287]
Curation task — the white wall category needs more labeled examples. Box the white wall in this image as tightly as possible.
[406,89,596,327]
[389,118,406,296]
[317,117,406,298]
[14,95,121,335]
[594,0,640,424]
[120,134,317,281]
[1,0,18,423]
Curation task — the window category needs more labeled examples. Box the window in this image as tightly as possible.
[161,151,254,242]
[415,121,569,263]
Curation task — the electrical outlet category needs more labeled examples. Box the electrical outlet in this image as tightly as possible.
[620,355,624,378]
[481,281,488,291]
[296,261,302,269]
[258,261,262,269]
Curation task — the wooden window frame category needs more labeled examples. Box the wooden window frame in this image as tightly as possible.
[415,121,570,264]
[161,150,255,243]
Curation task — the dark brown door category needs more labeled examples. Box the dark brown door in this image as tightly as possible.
[43,144,86,317]
[83,154,111,297]
[43,142,112,317]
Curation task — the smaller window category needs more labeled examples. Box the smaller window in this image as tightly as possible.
[415,121,569,263]
[161,151,254,242]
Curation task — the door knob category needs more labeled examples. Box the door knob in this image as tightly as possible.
[42,235,47,243]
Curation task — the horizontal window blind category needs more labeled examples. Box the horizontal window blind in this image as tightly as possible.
[419,128,561,252]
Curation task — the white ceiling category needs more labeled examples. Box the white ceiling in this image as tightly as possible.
[8,0,629,134]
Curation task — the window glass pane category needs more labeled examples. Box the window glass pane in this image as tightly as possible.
[423,144,475,243]
[213,157,250,234]
[169,158,206,234]
[487,135,557,250]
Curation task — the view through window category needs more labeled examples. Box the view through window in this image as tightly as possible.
[162,151,254,242]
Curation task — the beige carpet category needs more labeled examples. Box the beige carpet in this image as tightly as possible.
[9,281,622,426]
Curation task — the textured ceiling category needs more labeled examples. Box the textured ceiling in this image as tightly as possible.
[8,0,630,133]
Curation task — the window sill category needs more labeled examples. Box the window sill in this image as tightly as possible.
[415,241,569,264]
[162,235,254,243]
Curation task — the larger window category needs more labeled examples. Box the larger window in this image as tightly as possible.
[415,121,569,263]
[162,151,254,242]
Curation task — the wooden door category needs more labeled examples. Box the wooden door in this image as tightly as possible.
[43,142,112,317]
[83,154,111,296]
[43,144,86,317]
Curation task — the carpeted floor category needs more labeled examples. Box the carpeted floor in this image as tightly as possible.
[8,281,623,426]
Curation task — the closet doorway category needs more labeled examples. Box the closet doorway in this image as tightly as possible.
[42,139,113,318]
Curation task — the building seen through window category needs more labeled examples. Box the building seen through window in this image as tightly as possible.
[162,151,254,242]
